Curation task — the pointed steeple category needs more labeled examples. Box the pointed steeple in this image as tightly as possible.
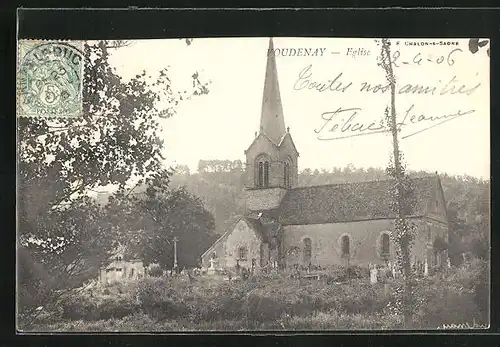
[260,38,286,144]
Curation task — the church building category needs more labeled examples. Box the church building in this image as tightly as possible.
[201,38,449,271]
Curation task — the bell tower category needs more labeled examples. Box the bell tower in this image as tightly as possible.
[244,38,299,212]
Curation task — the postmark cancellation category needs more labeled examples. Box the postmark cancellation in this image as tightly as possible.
[17,40,84,118]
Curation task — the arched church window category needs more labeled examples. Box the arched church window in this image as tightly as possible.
[381,233,390,257]
[256,156,270,188]
[258,162,263,187]
[263,161,269,187]
[303,238,312,264]
[341,235,350,258]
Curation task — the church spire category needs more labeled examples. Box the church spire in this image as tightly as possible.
[260,38,286,144]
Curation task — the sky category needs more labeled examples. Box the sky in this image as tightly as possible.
[108,37,490,179]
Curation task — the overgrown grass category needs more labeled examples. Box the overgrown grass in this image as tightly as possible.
[19,260,489,332]
[26,312,405,332]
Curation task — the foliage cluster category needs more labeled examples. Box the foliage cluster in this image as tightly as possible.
[23,260,488,331]
[17,39,212,323]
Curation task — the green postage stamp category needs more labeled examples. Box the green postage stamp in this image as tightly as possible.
[17,40,84,118]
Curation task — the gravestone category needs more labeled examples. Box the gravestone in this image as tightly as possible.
[208,258,217,275]
[370,265,378,284]
[424,258,429,276]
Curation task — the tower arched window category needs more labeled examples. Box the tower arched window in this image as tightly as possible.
[263,161,269,187]
[258,162,263,187]
[341,235,350,258]
[303,238,312,264]
[256,156,270,188]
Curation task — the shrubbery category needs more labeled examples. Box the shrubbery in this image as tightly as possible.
[413,259,489,327]
[29,260,488,331]
[147,266,163,278]
[324,265,369,284]
[59,280,141,321]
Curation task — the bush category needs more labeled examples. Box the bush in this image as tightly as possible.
[347,265,370,280]
[37,260,488,330]
[137,277,189,320]
[244,294,284,322]
[410,259,488,328]
[148,266,163,277]
[60,281,140,321]
[17,248,56,319]
[324,265,368,284]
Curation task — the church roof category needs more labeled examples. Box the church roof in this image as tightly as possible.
[243,216,281,243]
[259,38,287,145]
[279,176,440,225]
[277,131,299,156]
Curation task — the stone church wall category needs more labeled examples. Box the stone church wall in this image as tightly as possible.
[423,217,449,267]
[283,218,434,268]
[201,237,227,268]
[245,187,287,211]
[224,219,263,269]
[201,219,266,270]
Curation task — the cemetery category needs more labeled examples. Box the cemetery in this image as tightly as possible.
[20,253,488,332]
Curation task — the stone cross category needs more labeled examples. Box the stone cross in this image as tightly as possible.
[173,236,179,271]
[209,258,216,269]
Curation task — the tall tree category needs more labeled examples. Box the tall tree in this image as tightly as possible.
[114,182,217,269]
[380,38,417,329]
[17,40,209,317]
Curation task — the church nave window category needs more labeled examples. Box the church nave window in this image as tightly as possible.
[341,235,350,258]
[380,233,390,258]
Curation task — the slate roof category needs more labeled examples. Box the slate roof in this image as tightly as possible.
[279,176,440,225]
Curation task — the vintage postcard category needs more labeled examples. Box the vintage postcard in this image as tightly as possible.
[17,37,490,332]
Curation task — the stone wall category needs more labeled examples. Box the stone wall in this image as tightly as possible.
[282,218,437,268]
[201,235,227,268]
[202,218,267,270]
[224,219,264,269]
[245,187,287,211]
